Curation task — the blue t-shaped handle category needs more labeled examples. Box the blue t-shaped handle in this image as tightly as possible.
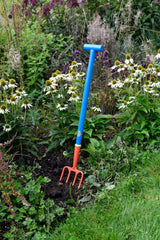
[76,44,104,146]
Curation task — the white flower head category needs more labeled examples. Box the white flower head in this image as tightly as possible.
[108,79,124,89]
[8,78,17,88]
[3,124,12,132]
[69,93,80,102]
[0,78,8,90]
[0,104,10,114]
[91,105,101,112]
[119,100,133,109]
[124,54,134,65]
[16,87,27,97]
[21,99,32,109]
[57,103,68,111]
[67,86,77,94]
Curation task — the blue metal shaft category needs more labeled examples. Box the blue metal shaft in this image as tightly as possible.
[76,44,104,146]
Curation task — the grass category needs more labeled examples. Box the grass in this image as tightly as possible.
[51,150,160,240]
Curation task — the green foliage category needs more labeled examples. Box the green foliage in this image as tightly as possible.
[21,23,73,91]
[0,167,64,239]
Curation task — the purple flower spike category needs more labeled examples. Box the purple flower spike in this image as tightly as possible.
[74,50,80,56]
[29,0,40,7]
[39,4,51,17]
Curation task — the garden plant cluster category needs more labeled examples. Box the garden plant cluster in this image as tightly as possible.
[0,0,160,239]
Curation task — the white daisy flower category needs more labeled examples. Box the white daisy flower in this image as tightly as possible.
[143,87,155,94]
[124,54,134,65]
[16,87,27,97]
[3,124,12,132]
[91,106,101,112]
[57,94,63,99]
[76,72,85,77]
[0,78,8,90]
[69,93,80,102]
[9,96,18,105]
[0,104,10,114]
[57,103,68,111]
[119,100,133,109]
[44,80,57,92]
[155,53,160,60]
[21,99,32,109]
[8,79,17,88]
[67,86,77,94]
[108,79,123,89]
[69,61,82,68]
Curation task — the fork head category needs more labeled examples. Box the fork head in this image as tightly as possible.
[59,166,84,189]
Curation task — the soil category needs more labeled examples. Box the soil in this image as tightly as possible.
[37,147,87,206]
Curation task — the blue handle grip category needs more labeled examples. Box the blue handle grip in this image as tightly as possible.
[76,44,104,146]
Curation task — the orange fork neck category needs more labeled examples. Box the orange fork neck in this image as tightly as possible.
[72,144,81,170]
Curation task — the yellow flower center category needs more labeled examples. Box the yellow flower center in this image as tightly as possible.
[10,96,16,102]
[71,61,77,65]
[115,60,120,66]
[0,104,7,110]
[148,64,153,68]
[72,93,77,98]
[45,80,52,86]
[0,79,7,86]
[137,65,142,70]
[52,72,57,77]
[112,80,117,84]
[56,70,62,75]
[23,99,29,104]
[125,54,131,59]
[9,79,16,84]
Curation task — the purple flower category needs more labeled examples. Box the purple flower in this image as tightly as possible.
[66,0,85,8]
[49,0,64,8]
[24,9,31,18]
[39,4,51,17]
[152,1,158,4]
[29,0,40,7]
[74,50,80,56]
[102,50,109,59]
[22,0,29,10]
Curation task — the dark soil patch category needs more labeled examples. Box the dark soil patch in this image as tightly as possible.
[37,148,86,206]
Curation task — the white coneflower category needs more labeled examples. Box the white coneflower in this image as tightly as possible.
[8,78,17,88]
[44,79,57,92]
[3,124,11,132]
[91,105,101,112]
[76,72,85,77]
[0,104,9,114]
[124,54,134,65]
[155,49,160,60]
[117,64,125,72]
[69,93,80,102]
[0,78,8,90]
[56,103,68,111]
[108,79,123,89]
[9,96,18,105]
[69,61,82,68]
[64,83,71,89]
[110,60,120,70]
[16,87,27,97]
[143,87,155,94]
[14,91,22,100]
[130,77,139,85]
[119,101,130,109]
[57,94,63,99]
[67,86,76,94]
[21,99,32,109]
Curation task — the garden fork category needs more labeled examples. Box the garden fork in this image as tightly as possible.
[59,44,104,188]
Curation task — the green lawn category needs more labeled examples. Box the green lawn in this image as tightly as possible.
[51,151,160,240]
